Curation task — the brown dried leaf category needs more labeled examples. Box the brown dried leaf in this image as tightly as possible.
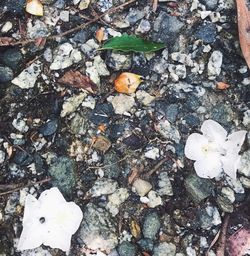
[58,70,97,93]
[217,81,230,90]
[227,227,250,256]
[236,0,250,69]
[130,220,141,238]
[34,37,46,48]
[0,37,15,46]
[96,27,105,43]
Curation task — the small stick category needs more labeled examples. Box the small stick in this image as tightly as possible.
[0,177,51,196]
[216,214,230,256]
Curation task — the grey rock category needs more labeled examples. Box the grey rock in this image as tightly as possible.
[39,119,58,136]
[210,103,234,125]
[54,0,65,8]
[195,23,217,44]
[143,212,161,240]
[0,66,13,82]
[89,103,114,125]
[78,203,118,251]
[155,119,180,143]
[13,150,33,166]
[243,110,250,128]
[207,50,223,78]
[81,39,99,59]
[137,19,151,34]
[198,205,221,230]
[153,242,176,256]
[27,20,49,39]
[0,150,5,164]
[1,48,22,69]
[106,52,132,71]
[216,195,234,213]
[153,11,184,44]
[184,174,215,203]
[238,150,250,177]
[97,0,112,12]
[138,238,154,252]
[70,113,87,135]
[87,178,118,197]
[200,0,218,10]
[103,152,123,179]
[3,0,25,14]
[71,30,88,43]
[48,156,76,196]
[125,8,145,25]
[157,172,173,196]
[118,241,137,256]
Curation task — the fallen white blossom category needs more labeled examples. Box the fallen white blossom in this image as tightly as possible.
[17,187,83,252]
[184,119,247,179]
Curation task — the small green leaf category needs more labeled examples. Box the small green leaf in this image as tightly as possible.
[100,34,165,53]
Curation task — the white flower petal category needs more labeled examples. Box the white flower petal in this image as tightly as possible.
[38,187,66,208]
[184,133,209,161]
[43,225,72,252]
[194,158,223,179]
[224,130,247,154]
[221,154,241,180]
[201,119,227,144]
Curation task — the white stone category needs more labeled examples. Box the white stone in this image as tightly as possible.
[1,21,13,33]
[136,90,155,106]
[145,147,160,160]
[12,114,29,133]
[147,190,162,208]
[12,62,41,89]
[60,11,69,22]
[60,93,87,117]
[208,51,223,79]
[157,172,173,196]
[79,0,91,10]
[27,20,49,39]
[0,150,5,164]
[238,150,250,177]
[109,94,135,115]
[132,178,152,196]
[155,119,180,143]
[221,187,235,203]
[87,178,118,197]
[243,110,250,127]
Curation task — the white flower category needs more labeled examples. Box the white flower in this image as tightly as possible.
[17,187,83,252]
[184,119,247,179]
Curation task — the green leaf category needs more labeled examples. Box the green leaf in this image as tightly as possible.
[99,34,165,53]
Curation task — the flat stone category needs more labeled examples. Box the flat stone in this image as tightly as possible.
[118,241,137,256]
[87,178,118,197]
[147,191,163,208]
[70,113,87,135]
[27,20,49,39]
[195,23,217,44]
[184,174,215,203]
[198,205,221,230]
[207,50,223,78]
[200,0,218,10]
[39,119,58,136]
[0,150,5,164]
[238,150,250,177]
[106,52,132,71]
[109,94,135,115]
[133,178,152,196]
[157,172,173,196]
[142,212,161,240]
[0,66,13,82]
[153,242,176,256]
[1,48,22,69]
[155,119,180,143]
[89,103,114,125]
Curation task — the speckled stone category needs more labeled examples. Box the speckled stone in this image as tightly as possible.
[142,212,161,240]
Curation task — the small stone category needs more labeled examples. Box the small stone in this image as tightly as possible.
[79,0,90,9]
[147,191,163,208]
[168,64,187,81]
[106,52,131,71]
[109,94,135,115]
[186,247,197,256]
[0,150,5,164]
[70,113,87,135]
[155,119,180,143]
[118,241,137,256]
[78,203,118,251]
[133,178,152,197]
[87,178,118,197]
[226,176,245,194]
[39,119,58,136]
[125,8,145,25]
[93,135,111,152]
[60,93,87,117]
[89,103,114,125]
[137,238,154,252]
[216,195,234,213]
[240,176,250,189]
[198,205,221,230]
[123,134,146,150]
[153,242,176,256]
[184,174,215,203]
[157,172,173,196]
[153,11,184,44]
[243,110,250,128]
[136,90,155,106]
[81,39,99,58]
[12,115,29,133]
[1,21,12,33]
[97,0,112,12]
[50,43,82,70]
[0,66,13,82]
[200,0,218,10]
[48,156,76,196]
[207,50,223,78]
[4,0,25,14]
[106,188,129,216]
[11,62,41,89]
[59,10,69,22]
[145,147,160,160]
[221,187,235,204]
[27,20,49,39]
[136,19,151,34]
[143,212,161,240]
[1,48,22,69]
[195,23,217,44]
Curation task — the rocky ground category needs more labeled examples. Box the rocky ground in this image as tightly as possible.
[0,0,250,255]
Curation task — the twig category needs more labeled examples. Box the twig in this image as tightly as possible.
[216,214,230,256]
[144,155,174,179]
[206,229,221,256]
[152,0,159,12]
[88,155,129,169]
[0,177,51,196]
[4,0,137,47]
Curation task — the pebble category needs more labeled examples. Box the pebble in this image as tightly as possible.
[207,50,223,79]
[27,20,49,39]
[133,178,152,197]
[0,150,6,164]
[136,19,151,34]
[50,43,82,70]
[238,150,250,177]
[184,174,215,203]
[60,93,87,117]
[13,150,33,166]
[117,241,137,256]
[48,156,76,196]
[157,172,173,196]
[109,94,135,115]
[106,52,132,71]
[147,191,163,208]
[243,110,250,128]
[12,114,29,133]
[78,203,118,251]
[20,247,52,256]
[79,0,91,10]
[216,195,234,213]
[4,0,25,14]
[136,90,155,106]
[153,242,176,256]
[70,113,87,135]
[89,103,114,125]
[145,147,160,160]
[142,212,161,240]
[137,238,154,252]
[125,8,145,25]
[39,119,58,136]
[1,48,22,69]
[81,39,99,58]
[239,176,250,189]
[198,205,221,230]
[200,0,218,10]
[11,62,41,89]
[87,178,118,197]
[153,11,184,44]
[155,120,181,143]
[97,0,112,12]
[0,66,13,83]
[221,187,235,203]
[93,135,111,152]
[195,23,217,44]
[168,64,187,81]
[59,10,69,22]
[106,188,129,216]
[1,21,12,33]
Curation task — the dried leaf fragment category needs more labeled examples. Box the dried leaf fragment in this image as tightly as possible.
[217,82,230,90]
[0,37,15,46]
[130,220,141,238]
[115,72,142,94]
[58,70,97,93]
[236,0,250,69]
[92,135,111,152]
[26,0,44,16]
[96,27,105,43]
